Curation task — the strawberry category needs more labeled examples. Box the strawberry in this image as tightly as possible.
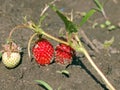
[2,52,21,68]
[2,42,21,68]
[32,39,54,66]
[55,43,75,65]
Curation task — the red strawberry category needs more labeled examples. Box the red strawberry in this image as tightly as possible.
[32,39,54,66]
[55,43,75,65]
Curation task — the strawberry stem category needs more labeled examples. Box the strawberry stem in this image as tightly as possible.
[82,48,115,90]
[8,25,26,41]
[28,23,69,45]
[42,31,68,45]
[27,33,38,58]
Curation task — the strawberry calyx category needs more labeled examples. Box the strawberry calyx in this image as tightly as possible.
[2,41,21,57]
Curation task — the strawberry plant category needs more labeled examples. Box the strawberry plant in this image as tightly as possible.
[3,0,116,90]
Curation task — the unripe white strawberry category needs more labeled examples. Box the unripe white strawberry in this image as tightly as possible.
[2,52,21,68]
[1,41,21,68]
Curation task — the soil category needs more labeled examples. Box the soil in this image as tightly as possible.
[0,0,120,90]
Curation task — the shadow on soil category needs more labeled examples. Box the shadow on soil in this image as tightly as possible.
[71,56,109,90]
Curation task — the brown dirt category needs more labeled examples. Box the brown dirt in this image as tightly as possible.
[0,0,120,90]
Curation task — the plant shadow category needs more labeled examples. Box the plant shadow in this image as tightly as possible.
[70,56,109,90]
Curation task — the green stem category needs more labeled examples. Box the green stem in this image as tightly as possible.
[42,31,68,45]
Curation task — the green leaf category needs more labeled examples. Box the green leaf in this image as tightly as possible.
[38,14,47,27]
[93,0,103,11]
[56,70,69,75]
[80,9,96,26]
[56,70,70,77]
[108,25,116,31]
[50,5,78,33]
[105,20,111,26]
[103,37,114,48]
[100,24,106,28]
[23,16,28,23]
[92,22,98,28]
[35,80,53,90]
